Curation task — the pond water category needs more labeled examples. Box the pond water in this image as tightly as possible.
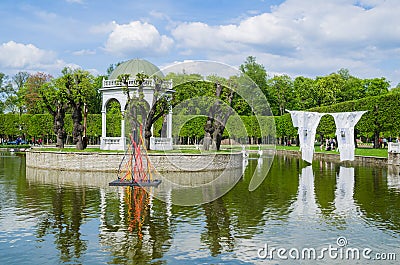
[0,152,399,264]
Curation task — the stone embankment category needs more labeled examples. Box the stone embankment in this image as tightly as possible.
[26,150,243,172]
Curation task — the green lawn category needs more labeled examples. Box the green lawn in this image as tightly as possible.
[0,144,31,149]
[276,145,388,158]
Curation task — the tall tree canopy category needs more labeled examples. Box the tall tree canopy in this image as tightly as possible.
[39,79,68,148]
[57,67,96,150]
[23,72,52,114]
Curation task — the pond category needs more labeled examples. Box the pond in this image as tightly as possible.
[0,152,399,264]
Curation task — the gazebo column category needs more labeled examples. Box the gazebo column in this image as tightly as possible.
[121,111,126,150]
[101,110,106,138]
[167,107,172,139]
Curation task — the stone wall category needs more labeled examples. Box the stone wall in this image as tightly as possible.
[388,152,400,166]
[26,150,243,172]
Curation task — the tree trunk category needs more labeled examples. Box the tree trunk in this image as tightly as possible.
[82,103,88,149]
[203,82,235,151]
[373,105,380,149]
[204,119,214,151]
[72,103,84,150]
[53,106,66,149]
[373,130,380,149]
[144,108,155,150]
[354,129,358,148]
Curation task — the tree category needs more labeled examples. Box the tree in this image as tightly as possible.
[143,78,171,150]
[166,72,207,107]
[314,73,344,106]
[39,81,68,148]
[0,72,30,115]
[57,67,95,150]
[87,75,103,114]
[0,73,18,113]
[268,74,294,116]
[23,72,52,114]
[293,76,316,110]
[12,71,30,115]
[239,56,268,93]
[0,73,7,113]
[239,56,271,97]
[363,77,390,97]
[121,73,172,150]
[203,82,235,151]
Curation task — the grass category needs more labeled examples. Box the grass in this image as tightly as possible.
[0,144,28,148]
[276,145,388,158]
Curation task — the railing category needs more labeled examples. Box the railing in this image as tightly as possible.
[103,78,173,90]
[102,137,122,145]
[150,137,173,151]
[388,142,400,153]
[100,137,126,151]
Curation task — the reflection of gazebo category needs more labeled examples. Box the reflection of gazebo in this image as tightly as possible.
[100,59,173,150]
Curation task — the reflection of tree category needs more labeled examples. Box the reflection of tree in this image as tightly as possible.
[354,166,400,233]
[53,188,87,262]
[201,198,234,256]
[314,161,337,216]
[221,155,299,237]
[33,187,88,263]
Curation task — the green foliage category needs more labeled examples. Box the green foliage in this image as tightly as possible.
[22,114,53,137]
[0,113,20,136]
[1,92,399,143]
[268,74,295,115]
[176,116,207,138]
[275,114,297,138]
[86,114,102,137]
[87,75,103,114]
[293,76,316,110]
[0,113,118,140]
[314,73,344,106]
[239,56,268,95]
[275,91,400,141]
[22,72,52,114]
[311,92,400,138]
[106,114,121,137]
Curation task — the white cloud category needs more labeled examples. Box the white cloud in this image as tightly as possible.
[104,21,174,56]
[170,0,400,84]
[72,49,96,56]
[0,41,77,75]
[0,41,56,68]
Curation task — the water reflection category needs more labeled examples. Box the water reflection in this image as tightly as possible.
[388,165,400,192]
[153,167,244,206]
[98,187,173,263]
[290,165,321,216]
[334,167,357,216]
[1,154,400,264]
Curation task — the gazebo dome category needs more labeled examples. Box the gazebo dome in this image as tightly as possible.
[109,59,164,79]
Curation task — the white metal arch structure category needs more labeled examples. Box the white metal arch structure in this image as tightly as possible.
[287,110,325,163]
[287,110,367,162]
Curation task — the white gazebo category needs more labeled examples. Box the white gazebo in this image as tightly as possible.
[99,59,174,151]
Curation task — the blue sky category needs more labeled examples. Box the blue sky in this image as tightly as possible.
[1,0,400,86]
